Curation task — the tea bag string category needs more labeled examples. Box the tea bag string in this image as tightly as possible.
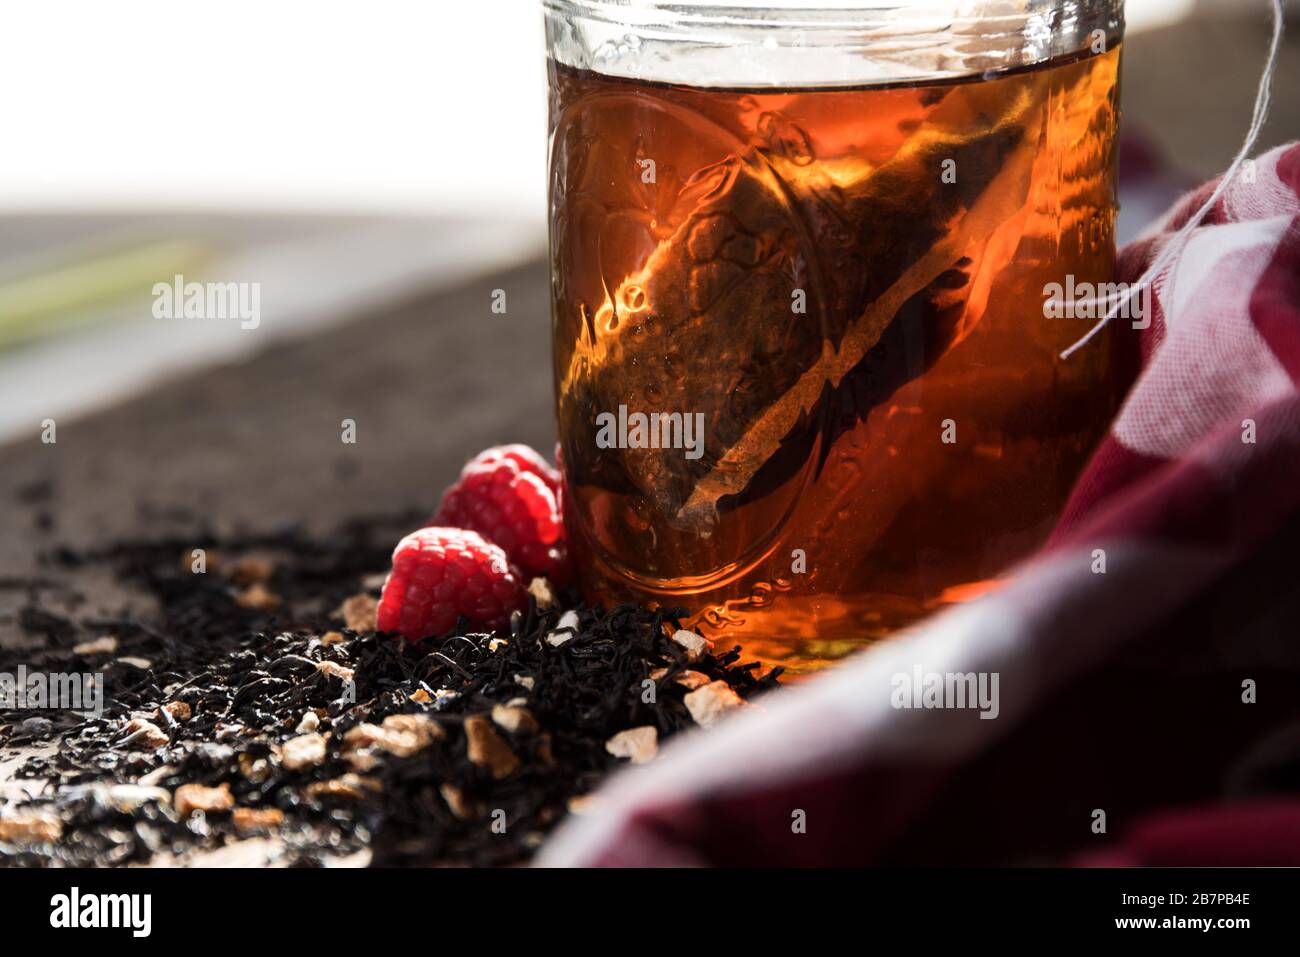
[1060,0,1286,361]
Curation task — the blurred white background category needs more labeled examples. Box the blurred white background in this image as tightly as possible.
[0,0,549,219]
[0,0,1202,218]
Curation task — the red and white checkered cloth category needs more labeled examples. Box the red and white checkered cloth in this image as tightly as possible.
[540,142,1300,867]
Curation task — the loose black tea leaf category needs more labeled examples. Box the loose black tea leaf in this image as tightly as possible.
[0,514,779,867]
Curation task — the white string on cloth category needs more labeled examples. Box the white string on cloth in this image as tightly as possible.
[1060,0,1286,360]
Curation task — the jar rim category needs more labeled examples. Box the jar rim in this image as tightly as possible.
[544,0,1126,87]
[543,0,1125,31]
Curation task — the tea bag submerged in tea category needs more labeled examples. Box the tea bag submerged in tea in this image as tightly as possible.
[558,71,1048,530]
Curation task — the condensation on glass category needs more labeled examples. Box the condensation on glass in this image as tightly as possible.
[546,1,1130,672]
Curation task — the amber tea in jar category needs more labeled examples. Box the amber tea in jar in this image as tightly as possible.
[546,0,1131,672]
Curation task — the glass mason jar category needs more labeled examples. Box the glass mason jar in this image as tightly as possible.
[545,0,1130,672]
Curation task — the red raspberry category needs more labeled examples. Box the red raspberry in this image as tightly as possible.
[435,447,571,585]
[377,527,525,641]
[462,444,561,497]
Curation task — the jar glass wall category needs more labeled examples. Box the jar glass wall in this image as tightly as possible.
[546,1,1130,672]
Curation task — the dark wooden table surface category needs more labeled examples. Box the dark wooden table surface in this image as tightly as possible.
[0,259,554,654]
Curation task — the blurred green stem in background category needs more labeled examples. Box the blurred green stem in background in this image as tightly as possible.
[0,238,213,351]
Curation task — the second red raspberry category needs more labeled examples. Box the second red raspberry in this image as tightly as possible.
[377,527,525,641]
[434,449,571,585]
